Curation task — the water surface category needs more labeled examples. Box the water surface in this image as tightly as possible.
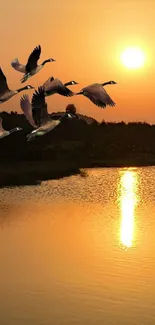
[1,167,155,325]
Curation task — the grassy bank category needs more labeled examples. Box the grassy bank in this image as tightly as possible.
[0,161,81,188]
[1,154,155,188]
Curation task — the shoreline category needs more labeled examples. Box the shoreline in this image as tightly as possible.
[0,159,155,188]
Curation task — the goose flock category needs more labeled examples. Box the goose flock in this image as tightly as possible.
[0,45,117,140]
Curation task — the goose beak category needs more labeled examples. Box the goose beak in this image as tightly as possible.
[27,85,35,89]
[67,114,73,119]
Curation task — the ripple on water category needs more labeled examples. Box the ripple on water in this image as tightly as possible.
[0,167,155,325]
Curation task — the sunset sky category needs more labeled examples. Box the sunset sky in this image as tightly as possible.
[0,0,154,122]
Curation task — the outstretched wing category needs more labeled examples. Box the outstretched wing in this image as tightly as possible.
[11,58,26,73]
[31,87,50,126]
[56,84,74,97]
[84,84,115,108]
[47,119,61,131]
[25,45,41,73]
[20,94,36,128]
[0,68,10,95]
[43,78,74,97]
[42,76,55,91]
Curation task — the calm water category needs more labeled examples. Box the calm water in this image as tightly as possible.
[1,167,155,325]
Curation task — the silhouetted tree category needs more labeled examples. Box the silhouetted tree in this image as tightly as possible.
[66,104,76,115]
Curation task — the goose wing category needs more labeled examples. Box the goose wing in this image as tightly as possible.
[31,87,50,126]
[44,78,74,97]
[42,76,55,91]
[0,68,10,95]
[20,94,36,128]
[83,84,115,108]
[11,58,26,73]
[56,82,74,97]
[25,45,41,73]
[46,119,61,131]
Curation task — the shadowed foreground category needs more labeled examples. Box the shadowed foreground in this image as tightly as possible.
[0,161,81,188]
[1,111,155,187]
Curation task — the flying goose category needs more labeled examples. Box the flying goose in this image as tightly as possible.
[0,117,22,139]
[0,68,34,104]
[42,77,78,97]
[76,80,117,108]
[11,45,55,83]
[20,87,72,141]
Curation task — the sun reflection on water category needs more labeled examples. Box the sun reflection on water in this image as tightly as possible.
[118,169,139,248]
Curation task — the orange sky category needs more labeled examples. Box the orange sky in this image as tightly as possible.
[0,0,154,122]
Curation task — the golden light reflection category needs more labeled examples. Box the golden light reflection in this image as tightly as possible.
[119,170,139,248]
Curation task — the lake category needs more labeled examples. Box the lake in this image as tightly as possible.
[0,167,155,325]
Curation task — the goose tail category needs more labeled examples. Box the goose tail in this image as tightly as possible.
[11,58,26,73]
[21,73,30,83]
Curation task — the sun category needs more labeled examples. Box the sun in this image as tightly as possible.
[121,47,145,69]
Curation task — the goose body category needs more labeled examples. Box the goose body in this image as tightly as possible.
[76,80,117,108]
[0,68,34,104]
[20,87,72,141]
[42,77,78,97]
[0,117,22,139]
[11,45,55,83]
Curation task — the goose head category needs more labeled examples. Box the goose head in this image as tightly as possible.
[68,81,79,86]
[17,85,35,93]
[107,80,117,85]
[66,113,73,119]
[64,80,79,87]
[9,126,23,134]
[49,58,56,62]
[42,58,56,65]
[16,127,23,131]
[101,80,117,87]
[25,85,35,89]
[104,80,117,85]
